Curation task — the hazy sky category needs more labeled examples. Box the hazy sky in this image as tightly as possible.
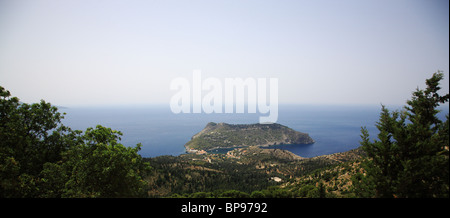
[0,0,448,106]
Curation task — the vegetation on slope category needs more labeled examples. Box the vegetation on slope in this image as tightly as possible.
[144,146,365,197]
[185,122,314,152]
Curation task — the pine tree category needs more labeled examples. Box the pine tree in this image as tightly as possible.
[359,71,449,198]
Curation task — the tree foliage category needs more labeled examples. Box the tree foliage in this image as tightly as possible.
[359,72,449,198]
[0,86,150,198]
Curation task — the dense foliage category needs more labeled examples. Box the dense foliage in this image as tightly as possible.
[358,72,449,198]
[0,86,150,197]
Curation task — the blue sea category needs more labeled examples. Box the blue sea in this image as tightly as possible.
[60,104,449,158]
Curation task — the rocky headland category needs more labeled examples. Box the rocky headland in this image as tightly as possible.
[185,122,315,153]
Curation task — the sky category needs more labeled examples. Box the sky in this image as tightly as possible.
[0,0,449,107]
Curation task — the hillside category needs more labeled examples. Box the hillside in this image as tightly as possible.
[144,146,365,197]
[185,122,315,153]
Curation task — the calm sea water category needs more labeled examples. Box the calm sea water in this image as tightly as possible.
[60,104,449,158]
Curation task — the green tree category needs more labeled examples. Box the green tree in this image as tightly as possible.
[44,125,150,198]
[0,86,150,198]
[190,192,212,198]
[350,170,376,198]
[318,182,326,198]
[250,190,266,198]
[359,72,449,198]
[219,190,250,198]
[0,86,73,197]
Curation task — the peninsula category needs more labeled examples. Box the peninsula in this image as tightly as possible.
[185,122,315,153]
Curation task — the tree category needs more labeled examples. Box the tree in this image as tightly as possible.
[350,170,376,198]
[250,190,266,198]
[359,72,449,198]
[219,190,250,198]
[61,125,150,198]
[318,182,326,198]
[0,86,72,197]
[0,86,150,197]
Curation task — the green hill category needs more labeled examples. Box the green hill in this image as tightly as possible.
[185,122,315,153]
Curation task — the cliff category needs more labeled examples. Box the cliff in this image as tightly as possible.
[185,122,314,153]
